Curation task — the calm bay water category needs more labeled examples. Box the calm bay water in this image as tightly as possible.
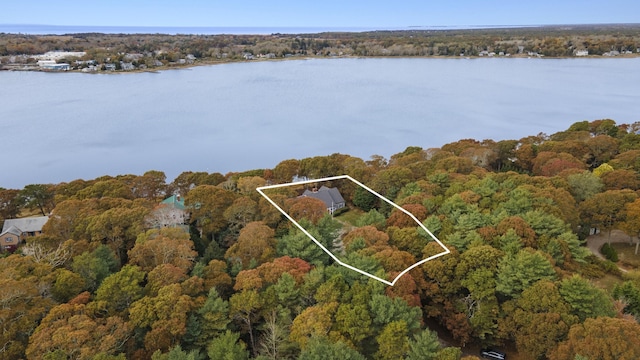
[0,24,384,35]
[0,24,524,35]
[1,58,639,188]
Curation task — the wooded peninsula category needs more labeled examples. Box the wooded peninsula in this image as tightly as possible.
[2,119,640,359]
[1,24,640,72]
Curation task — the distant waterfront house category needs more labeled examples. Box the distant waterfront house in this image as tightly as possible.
[37,60,56,66]
[38,60,70,71]
[82,65,97,72]
[301,186,346,214]
[575,49,589,56]
[104,63,116,71]
[120,62,135,71]
[75,60,97,66]
[1,216,49,251]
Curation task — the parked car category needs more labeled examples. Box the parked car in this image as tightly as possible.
[480,349,506,360]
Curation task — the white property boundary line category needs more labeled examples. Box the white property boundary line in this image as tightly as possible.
[256,175,450,286]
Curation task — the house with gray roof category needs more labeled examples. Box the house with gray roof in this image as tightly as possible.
[1,216,49,251]
[302,186,346,214]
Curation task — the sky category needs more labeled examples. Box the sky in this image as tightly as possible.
[3,0,640,28]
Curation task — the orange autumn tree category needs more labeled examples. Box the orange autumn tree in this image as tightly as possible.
[550,317,640,360]
[200,259,233,293]
[0,255,57,359]
[184,185,238,239]
[386,204,428,228]
[128,283,195,355]
[128,228,197,273]
[234,256,312,291]
[26,293,130,360]
[223,196,259,229]
[343,225,389,248]
[286,196,328,224]
[225,221,277,269]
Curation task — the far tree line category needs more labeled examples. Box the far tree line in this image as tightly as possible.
[1,24,640,72]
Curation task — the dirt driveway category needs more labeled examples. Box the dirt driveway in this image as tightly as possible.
[586,229,638,260]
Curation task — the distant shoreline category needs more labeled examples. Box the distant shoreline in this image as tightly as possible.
[2,25,639,74]
[2,53,639,75]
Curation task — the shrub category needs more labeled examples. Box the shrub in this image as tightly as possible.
[601,243,619,262]
[601,260,622,276]
[331,206,349,217]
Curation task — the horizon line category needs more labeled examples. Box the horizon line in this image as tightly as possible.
[4,22,640,29]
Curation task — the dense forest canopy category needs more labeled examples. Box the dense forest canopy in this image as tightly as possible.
[2,24,640,72]
[2,118,640,359]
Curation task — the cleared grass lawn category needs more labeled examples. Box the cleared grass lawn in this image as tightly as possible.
[611,242,640,268]
[334,207,364,226]
[593,273,624,292]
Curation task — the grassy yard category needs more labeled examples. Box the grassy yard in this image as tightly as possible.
[612,242,640,268]
[592,273,624,292]
[334,207,364,226]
